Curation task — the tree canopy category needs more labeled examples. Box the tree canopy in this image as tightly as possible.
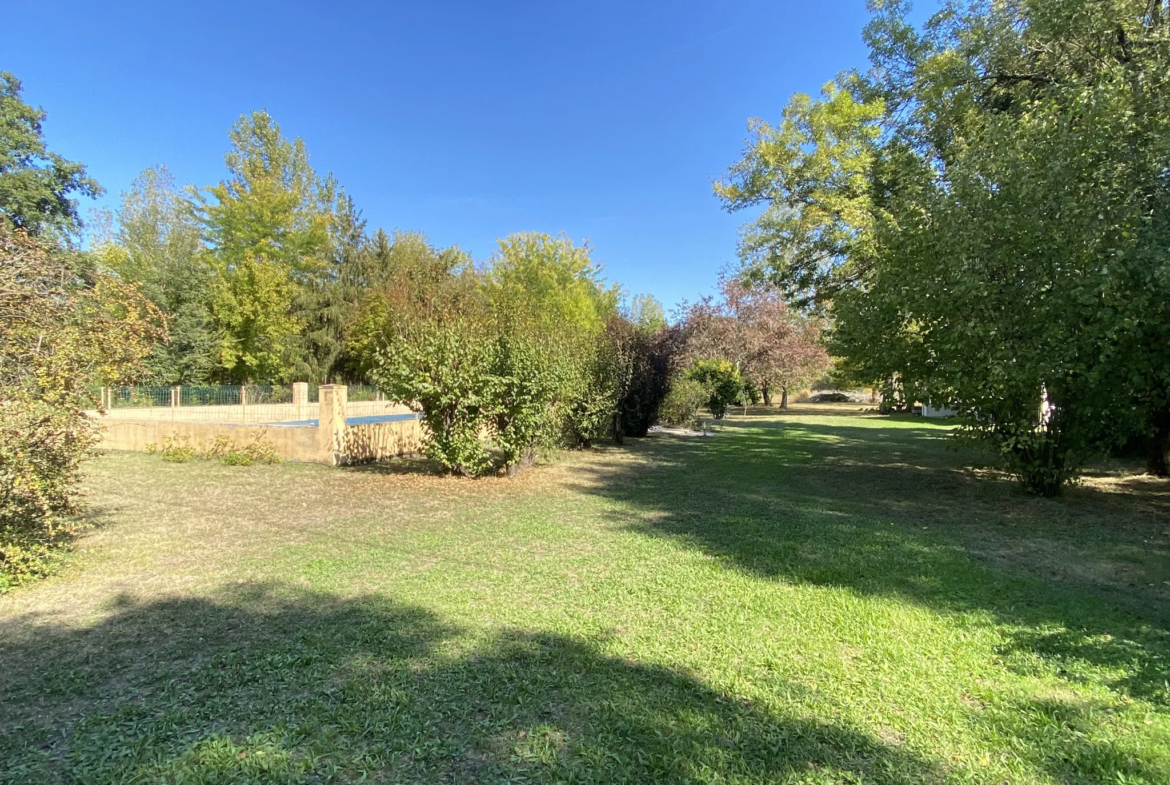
[0,72,102,241]
[719,0,1170,492]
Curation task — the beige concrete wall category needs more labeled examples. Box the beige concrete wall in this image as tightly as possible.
[92,384,424,465]
[96,419,330,463]
[341,419,424,464]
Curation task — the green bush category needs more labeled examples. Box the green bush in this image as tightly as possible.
[659,377,709,427]
[159,435,196,463]
[146,434,281,467]
[1,226,164,590]
[373,319,498,477]
[492,335,565,473]
[564,336,624,449]
[0,399,97,592]
[204,434,281,466]
[738,378,761,406]
[687,359,743,419]
[599,316,677,441]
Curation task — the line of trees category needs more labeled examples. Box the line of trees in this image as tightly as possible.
[678,275,830,411]
[1,63,833,585]
[358,231,675,476]
[717,0,1170,494]
[89,111,451,386]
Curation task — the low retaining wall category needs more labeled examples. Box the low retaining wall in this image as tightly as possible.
[92,384,424,466]
[341,419,424,464]
[98,419,330,463]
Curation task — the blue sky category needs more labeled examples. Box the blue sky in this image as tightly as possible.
[7,1,936,312]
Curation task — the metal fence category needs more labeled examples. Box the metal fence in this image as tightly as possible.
[345,384,390,417]
[96,384,340,424]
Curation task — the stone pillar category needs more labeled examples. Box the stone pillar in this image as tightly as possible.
[292,382,308,420]
[317,384,348,466]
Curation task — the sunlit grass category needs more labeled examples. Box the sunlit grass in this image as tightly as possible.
[1,404,1168,783]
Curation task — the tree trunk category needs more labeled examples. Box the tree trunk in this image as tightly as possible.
[611,413,624,445]
[1147,404,1170,477]
[780,384,789,409]
[506,449,537,477]
[762,381,772,407]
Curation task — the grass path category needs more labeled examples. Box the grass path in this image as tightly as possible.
[1,405,1169,783]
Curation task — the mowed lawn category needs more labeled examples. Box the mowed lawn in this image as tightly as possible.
[2,406,1169,784]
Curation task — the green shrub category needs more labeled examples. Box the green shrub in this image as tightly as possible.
[152,433,281,467]
[687,359,743,419]
[739,378,761,406]
[373,318,498,477]
[159,435,196,463]
[217,437,280,466]
[659,377,709,427]
[1,226,164,590]
[963,412,1082,497]
[492,335,564,473]
[563,336,624,449]
[616,321,673,438]
[0,399,97,592]
[220,451,253,466]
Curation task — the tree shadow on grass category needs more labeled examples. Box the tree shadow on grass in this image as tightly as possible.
[340,454,449,477]
[0,584,942,784]
[572,414,1170,710]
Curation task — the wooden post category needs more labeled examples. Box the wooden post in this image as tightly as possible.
[240,385,247,423]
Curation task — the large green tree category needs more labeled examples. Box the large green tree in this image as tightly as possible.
[190,111,337,382]
[0,72,102,240]
[288,191,367,383]
[95,165,216,383]
[720,0,1170,493]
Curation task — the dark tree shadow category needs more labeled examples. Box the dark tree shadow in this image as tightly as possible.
[0,583,943,784]
[571,415,1170,709]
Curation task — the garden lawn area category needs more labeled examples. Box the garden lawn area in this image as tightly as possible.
[3,405,1170,784]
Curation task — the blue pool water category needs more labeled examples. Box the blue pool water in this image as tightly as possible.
[267,412,420,428]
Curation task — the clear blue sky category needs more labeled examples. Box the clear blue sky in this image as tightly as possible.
[7,1,935,312]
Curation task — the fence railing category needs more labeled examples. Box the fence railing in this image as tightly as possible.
[95,384,423,465]
[93,383,385,424]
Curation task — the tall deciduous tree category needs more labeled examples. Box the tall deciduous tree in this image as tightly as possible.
[289,191,367,382]
[95,166,216,383]
[682,276,829,407]
[190,111,337,382]
[0,72,102,241]
[719,0,1170,493]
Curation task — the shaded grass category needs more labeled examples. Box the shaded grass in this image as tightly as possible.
[1,404,1168,783]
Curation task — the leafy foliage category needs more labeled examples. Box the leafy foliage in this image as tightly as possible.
[0,72,102,241]
[190,111,338,383]
[718,0,1170,492]
[369,268,498,477]
[363,233,667,475]
[610,315,675,439]
[680,276,829,408]
[687,359,743,420]
[1,226,162,588]
[658,377,708,427]
[94,166,215,383]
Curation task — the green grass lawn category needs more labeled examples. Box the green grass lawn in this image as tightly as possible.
[2,405,1169,784]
